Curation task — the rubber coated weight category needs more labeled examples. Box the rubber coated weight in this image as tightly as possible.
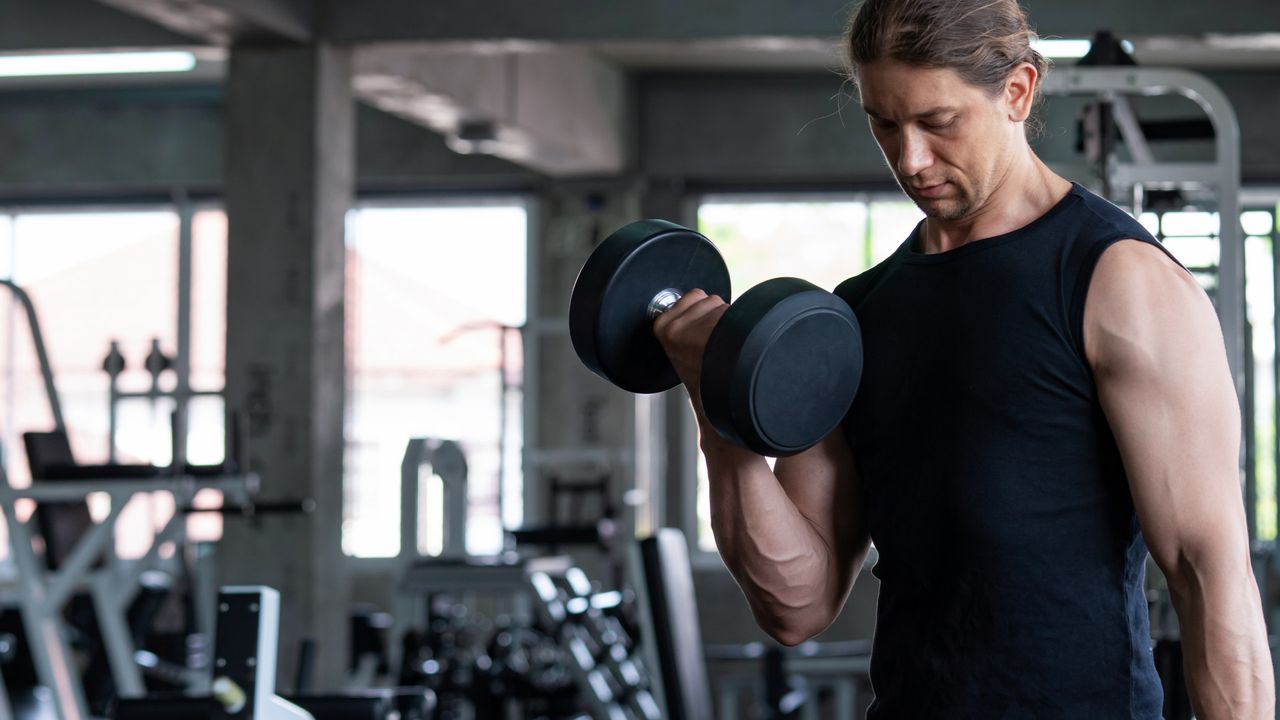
[700,278,863,457]
[569,220,732,393]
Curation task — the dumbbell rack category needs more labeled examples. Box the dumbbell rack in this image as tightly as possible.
[528,566,661,720]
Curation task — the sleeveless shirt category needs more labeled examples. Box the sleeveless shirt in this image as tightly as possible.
[833,183,1171,719]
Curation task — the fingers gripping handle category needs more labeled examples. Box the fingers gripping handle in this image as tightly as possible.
[647,288,683,320]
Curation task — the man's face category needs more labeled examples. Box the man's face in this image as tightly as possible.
[857,61,1018,222]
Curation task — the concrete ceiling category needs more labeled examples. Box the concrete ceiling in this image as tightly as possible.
[589,36,1280,72]
[321,0,1280,45]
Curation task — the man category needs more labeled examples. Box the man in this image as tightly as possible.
[652,0,1275,717]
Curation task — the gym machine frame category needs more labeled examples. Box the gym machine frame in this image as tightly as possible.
[0,470,260,720]
[0,277,261,720]
[390,437,478,676]
[115,586,315,720]
[1040,67,1243,394]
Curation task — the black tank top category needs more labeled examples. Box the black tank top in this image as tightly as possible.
[834,184,1170,719]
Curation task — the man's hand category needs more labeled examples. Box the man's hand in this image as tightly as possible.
[651,288,728,405]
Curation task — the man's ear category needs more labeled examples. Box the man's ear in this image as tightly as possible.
[1005,62,1038,123]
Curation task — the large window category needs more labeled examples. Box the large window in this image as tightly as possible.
[0,201,528,563]
[691,196,923,551]
[0,205,228,559]
[343,200,528,559]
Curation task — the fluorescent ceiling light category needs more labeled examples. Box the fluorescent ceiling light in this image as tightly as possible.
[1032,38,1135,59]
[0,51,197,78]
[1032,39,1093,58]
[1205,33,1280,50]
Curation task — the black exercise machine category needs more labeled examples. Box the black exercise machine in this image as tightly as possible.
[116,586,435,720]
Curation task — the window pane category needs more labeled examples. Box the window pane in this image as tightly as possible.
[1161,211,1218,237]
[1161,236,1219,270]
[869,201,925,264]
[697,200,869,292]
[191,212,227,386]
[0,215,11,274]
[1247,234,1276,541]
[0,210,180,560]
[344,203,527,558]
[692,197,908,552]
[1,211,178,477]
[1242,211,1274,238]
[1138,212,1160,236]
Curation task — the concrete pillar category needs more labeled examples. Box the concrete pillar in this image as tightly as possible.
[222,43,352,691]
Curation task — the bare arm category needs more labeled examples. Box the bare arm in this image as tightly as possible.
[1085,240,1274,719]
[654,289,871,645]
[704,423,870,645]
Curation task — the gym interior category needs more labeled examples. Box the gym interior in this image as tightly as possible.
[0,0,1278,718]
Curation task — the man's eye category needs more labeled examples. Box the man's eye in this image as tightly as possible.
[923,118,956,130]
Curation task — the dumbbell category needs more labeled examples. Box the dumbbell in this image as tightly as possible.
[569,220,863,457]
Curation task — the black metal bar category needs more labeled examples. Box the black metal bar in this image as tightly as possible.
[1138,119,1216,142]
[179,499,315,516]
[294,638,316,695]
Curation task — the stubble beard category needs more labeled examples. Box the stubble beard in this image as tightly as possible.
[906,178,977,222]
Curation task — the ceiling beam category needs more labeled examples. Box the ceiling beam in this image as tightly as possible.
[95,0,312,45]
[328,0,851,44]
[354,45,627,177]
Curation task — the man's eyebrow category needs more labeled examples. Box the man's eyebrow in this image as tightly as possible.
[917,105,959,118]
[861,105,960,120]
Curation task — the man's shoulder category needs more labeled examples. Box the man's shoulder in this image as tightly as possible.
[834,251,900,312]
[1066,182,1159,245]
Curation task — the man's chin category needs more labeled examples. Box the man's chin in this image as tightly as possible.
[911,193,972,221]
[913,197,955,219]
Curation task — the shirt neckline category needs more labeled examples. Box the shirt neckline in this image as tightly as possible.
[896,183,1085,265]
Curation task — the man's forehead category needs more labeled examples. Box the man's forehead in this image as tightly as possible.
[856,62,986,116]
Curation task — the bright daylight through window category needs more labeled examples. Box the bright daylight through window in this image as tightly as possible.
[344,202,528,559]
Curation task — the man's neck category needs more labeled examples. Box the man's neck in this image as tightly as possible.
[921,151,1071,254]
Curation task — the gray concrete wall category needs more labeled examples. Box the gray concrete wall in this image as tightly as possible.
[0,85,533,200]
[638,69,1280,185]
[0,0,195,51]
[1,67,1273,198]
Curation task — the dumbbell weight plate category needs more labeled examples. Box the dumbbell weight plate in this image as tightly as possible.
[700,278,863,457]
[569,220,732,393]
